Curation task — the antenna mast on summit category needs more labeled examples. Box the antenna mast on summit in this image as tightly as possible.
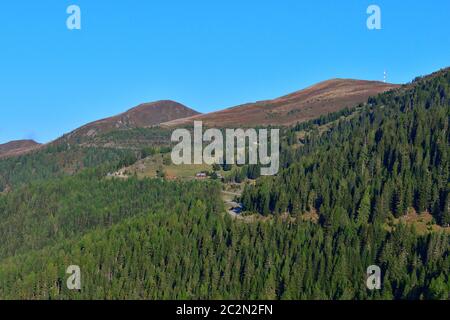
[383,70,387,83]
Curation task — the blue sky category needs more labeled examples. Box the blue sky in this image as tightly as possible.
[1,0,449,144]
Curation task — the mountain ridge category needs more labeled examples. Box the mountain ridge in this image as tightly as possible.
[63,100,200,141]
[161,78,400,127]
[1,77,400,157]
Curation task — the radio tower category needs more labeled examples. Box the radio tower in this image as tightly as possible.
[383,70,387,83]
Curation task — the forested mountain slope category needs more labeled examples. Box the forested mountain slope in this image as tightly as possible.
[0,144,138,192]
[0,125,178,192]
[0,171,448,299]
[242,68,450,227]
[0,68,448,300]
[0,172,222,259]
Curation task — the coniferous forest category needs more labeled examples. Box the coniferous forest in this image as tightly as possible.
[242,69,450,226]
[0,68,449,300]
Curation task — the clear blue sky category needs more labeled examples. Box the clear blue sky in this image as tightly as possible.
[1,0,449,144]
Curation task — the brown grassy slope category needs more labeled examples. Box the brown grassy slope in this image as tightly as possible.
[62,100,200,141]
[161,79,400,128]
[0,140,41,158]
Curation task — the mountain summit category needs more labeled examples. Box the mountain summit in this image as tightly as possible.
[0,139,41,158]
[64,100,200,141]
